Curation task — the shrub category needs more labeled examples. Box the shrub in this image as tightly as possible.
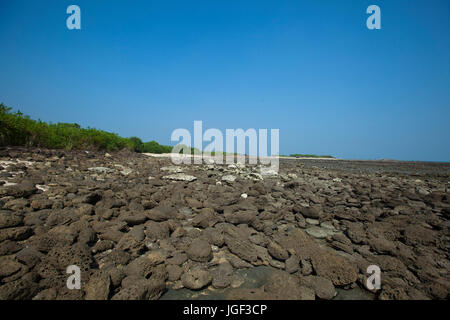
[0,103,172,153]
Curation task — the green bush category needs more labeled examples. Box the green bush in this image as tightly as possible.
[0,103,173,153]
[289,154,334,158]
[142,140,173,153]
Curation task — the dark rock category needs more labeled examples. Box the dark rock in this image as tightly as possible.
[15,247,44,268]
[311,249,358,286]
[294,204,323,219]
[92,240,115,253]
[112,278,165,300]
[212,262,233,289]
[0,256,23,279]
[167,252,188,266]
[224,236,257,263]
[166,264,183,281]
[181,268,212,290]
[267,241,289,261]
[0,272,39,299]
[145,221,169,240]
[264,270,315,300]
[0,210,23,229]
[285,255,300,274]
[192,208,218,228]
[146,206,177,222]
[84,272,111,300]
[0,181,37,198]
[299,275,336,300]
[30,199,53,210]
[75,204,94,216]
[187,238,213,262]
[0,240,22,255]
[0,226,33,242]
[224,210,256,225]
[119,212,148,226]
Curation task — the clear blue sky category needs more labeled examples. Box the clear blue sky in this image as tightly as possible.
[1,0,449,161]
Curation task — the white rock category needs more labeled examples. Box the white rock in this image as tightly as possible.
[88,167,114,173]
[241,193,248,199]
[120,168,133,176]
[2,181,17,187]
[162,173,197,182]
[260,167,278,176]
[161,166,183,173]
[36,184,49,192]
[221,175,237,183]
[287,173,298,179]
[320,221,337,231]
[249,172,264,181]
[306,218,320,225]
[305,226,330,239]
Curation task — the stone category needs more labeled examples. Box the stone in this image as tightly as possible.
[75,204,94,216]
[167,253,188,266]
[181,269,212,290]
[146,206,177,222]
[0,226,33,242]
[88,167,114,174]
[119,212,148,226]
[85,272,111,300]
[0,256,23,278]
[15,247,44,268]
[0,211,23,229]
[305,226,332,239]
[300,275,336,300]
[212,262,233,289]
[264,270,315,300]
[162,174,197,182]
[187,238,213,262]
[221,175,237,183]
[0,240,22,256]
[112,278,165,300]
[294,204,323,219]
[285,255,300,274]
[192,208,218,229]
[145,221,170,240]
[224,236,257,263]
[306,218,320,226]
[311,249,358,286]
[267,241,289,261]
[0,181,37,198]
[166,264,183,281]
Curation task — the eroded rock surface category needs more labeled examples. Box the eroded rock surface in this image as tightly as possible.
[0,147,449,300]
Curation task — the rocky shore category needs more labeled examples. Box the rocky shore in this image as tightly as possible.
[0,147,448,300]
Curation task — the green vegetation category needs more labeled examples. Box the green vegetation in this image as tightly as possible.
[289,154,334,158]
[0,103,173,153]
[0,104,334,157]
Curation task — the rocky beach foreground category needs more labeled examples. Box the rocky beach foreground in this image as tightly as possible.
[0,147,448,300]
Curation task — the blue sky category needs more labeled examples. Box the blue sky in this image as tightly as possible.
[0,0,449,161]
